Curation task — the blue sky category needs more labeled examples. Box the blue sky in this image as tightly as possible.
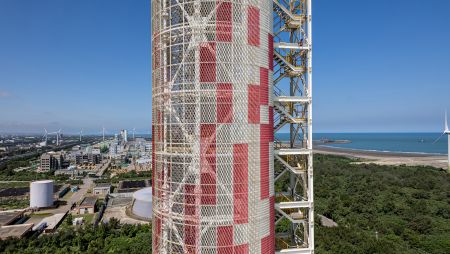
[0,0,449,134]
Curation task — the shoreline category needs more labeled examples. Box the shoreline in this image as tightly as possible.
[315,145,443,157]
[314,145,448,169]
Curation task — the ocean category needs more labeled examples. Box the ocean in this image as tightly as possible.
[275,133,448,155]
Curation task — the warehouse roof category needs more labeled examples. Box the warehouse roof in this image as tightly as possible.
[94,183,111,188]
[0,211,24,226]
[0,224,33,240]
[80,196,97,207]
[32,213,66,232]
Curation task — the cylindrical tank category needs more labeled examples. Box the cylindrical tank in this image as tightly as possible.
[30,180,54,208]
[152,0,274,253]
[132,187,152,220]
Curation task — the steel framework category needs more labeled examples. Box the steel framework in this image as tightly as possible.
[272,0,314,253]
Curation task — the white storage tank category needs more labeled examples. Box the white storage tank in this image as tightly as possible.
[30,180,54,208]
[131,187,152,220]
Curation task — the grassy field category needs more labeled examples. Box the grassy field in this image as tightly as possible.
[0,199,28,210]
[61,191,74,201]
[0,181,30,188]
[73,213,95,225]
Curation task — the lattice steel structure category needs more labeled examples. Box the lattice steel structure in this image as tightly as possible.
[273,0,314,253]
[151,0,275,253]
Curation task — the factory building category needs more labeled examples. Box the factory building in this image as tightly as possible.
[40,152,68,171]
[77,196,97,214]
[40,153,54,171]
[75,153,102,165]
[93,183,112,196]
[91,145,101,154]
[120,129,128,143]
[151,0,274,252]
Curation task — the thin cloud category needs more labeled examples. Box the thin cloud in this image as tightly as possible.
[0,91,11,97]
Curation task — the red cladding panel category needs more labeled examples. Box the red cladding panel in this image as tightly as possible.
[185,223,198,254]
[247,6,260,46]
[261,235,273,253]
[260,68,269,105]
[217,83,233,123]
[248,85,260,124]
[217,226,233,254]
[260,124,273,143]
[184,184,196,216]
[156,217,161,237]
[157,110,164,143]
[154,217,161,251]
[233,144,248,224]
[216,1,232,42]
[201,124,217,205]
[156,154,163,200]
[234,244,249,254]
[268,34,274,71]
[200,173,216,205]
[153,34,160,70]
[184,185,198,253]
[260,141,269,199]
[200,42,216,82]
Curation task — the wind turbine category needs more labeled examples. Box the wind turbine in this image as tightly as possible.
[79,129,83,142]
[46,129,60,146]
[56,129,62,146]
[42,128,48,146]
[433,110,450,172]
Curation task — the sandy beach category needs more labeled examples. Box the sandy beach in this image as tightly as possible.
[314,145,448,169]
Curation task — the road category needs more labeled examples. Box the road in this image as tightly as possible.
[49,177,93,214]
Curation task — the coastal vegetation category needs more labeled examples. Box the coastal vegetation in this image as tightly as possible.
[314,154,450,253]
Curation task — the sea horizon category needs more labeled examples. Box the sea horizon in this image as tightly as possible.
[276,132,448,155]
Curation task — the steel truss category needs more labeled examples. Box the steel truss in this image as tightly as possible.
[272,0,314,253]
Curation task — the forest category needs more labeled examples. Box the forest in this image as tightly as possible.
[0,154,449,253]
[0,218,151,254]
[314,154,450,254]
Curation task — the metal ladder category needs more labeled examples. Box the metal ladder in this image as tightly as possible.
[273,0,314,253]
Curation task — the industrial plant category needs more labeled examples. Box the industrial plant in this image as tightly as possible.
[151,0,313,253]
[0,129,153,241]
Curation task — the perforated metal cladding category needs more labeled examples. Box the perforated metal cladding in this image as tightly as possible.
[152,0,274,253]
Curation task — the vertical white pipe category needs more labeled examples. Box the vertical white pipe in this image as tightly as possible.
[307,0,314,251]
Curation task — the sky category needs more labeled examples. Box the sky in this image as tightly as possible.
[0,0,450,134]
